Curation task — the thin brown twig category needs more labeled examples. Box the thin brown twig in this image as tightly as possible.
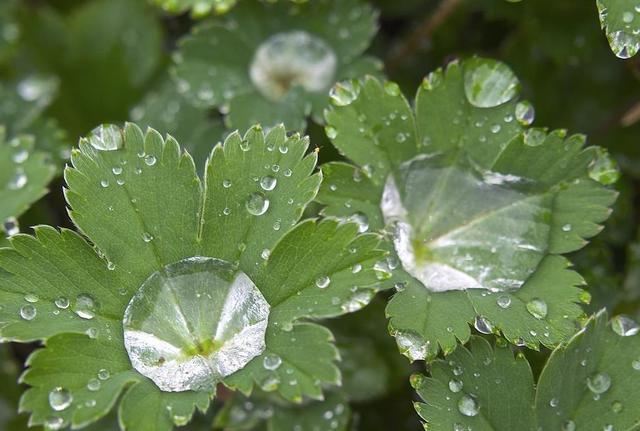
[385,0,462,73]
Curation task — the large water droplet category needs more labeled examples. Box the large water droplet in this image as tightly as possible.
[395,331,430,361]
[74,294,97,320]
[44,417,66,430]
[86,124,123,151]
[608,30,640,59]
[464,58,519,108]
[20,304,36,320]
[474,315,494,334]
[526,298,547,319]
[457,394,479,416]
[497,295,511,309]
[588,148,619,186]
[263,354,282,371]
[611,315,639,336]
[246,192,270,216]
[587,371,611,394]
[448,379,463,393]
[250,31,337,102]
[515,101,535,126]
[260,176,277,191]
[329,80,360,106]
[49,387,73,411]
[123,257,270,392]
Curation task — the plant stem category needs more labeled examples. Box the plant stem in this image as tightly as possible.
[385,0,462,73]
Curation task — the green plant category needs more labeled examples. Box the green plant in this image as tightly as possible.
[1,1,640,430]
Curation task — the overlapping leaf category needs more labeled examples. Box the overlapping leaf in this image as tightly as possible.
[172,0,381,130]
[596,0,640,59]
[0,128,55,236]
[413,311,640,430]
[0,123,386,430]
[320,58,617,359]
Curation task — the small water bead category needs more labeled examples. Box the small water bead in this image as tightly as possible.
[349,212,369,233]
[8,169,27,190]
[474,315,494,334]
[87,124,123,151]
[330,80,361,106]
[98,369,110,380]
[20,304,37,320]
[263,354,282,371]
[142,232,154,243]
[395,331,430,361]
[448,380,463,393]
[86,327,99,339]
[526,298,548,319]
[611,315,640,336]
[107,261,116,271]
[44,417,66,430]
[562,420,576,431]
[623,11,634,23]
[250,31,337,102]
[632,359,640,370]
[612,400,623,413]
[562,224,572,232]
[12,149,28,163]
[87,378,101,391]
[260,249,271,260]
[260,176,277,191]
[54,297,70,309]
[144,155,157,166]
[463,58,519,108]
[490,124,501,134]
[497,295,511,309]
[457,394,479,417]
[222,179,232,188]
[85,399,97,408]
[515,101,535,126]
[587,371,611,394]
[116,179,125,186]
[74,294,97,320]
[100,179,109,188]
[246,192,270,216]
[223,207,231,216]
[3,216,19,236]
[24,293,39,303]
[352,264,362,274]
[49,387,73,411]
[315,276,331,289]
[549,398,559,407]
[112,167,123,175]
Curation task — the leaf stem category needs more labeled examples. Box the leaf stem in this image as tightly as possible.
[385,0,461,74]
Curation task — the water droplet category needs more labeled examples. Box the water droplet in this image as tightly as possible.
[260,249,271,260]
[588,148,619,186]
[549,397,559,407]
[457,394,479,416]
[608,30,640,59]
[341,290,373,312]
[515,101,535,126]
[24,293,39,303]
[497,295,511,309]
[611,315,639,336]
[464,58,519,108]
[524,128,546,146]
[74,294,97,320]
[329,80,360,106]
[44,417,66,430]
[20,304,36,320]
[112,167,123,175]
[142,232,154,243]
[526,298,548,319]
[144,155,157,166]
[12,149,28,164]
[123,257,270,392]
[49,387,73,411]
[246,193,270,216]
[55,297,70,309]
[623,11,634,23]
[587,372,611,394]
[98,369,110,380]
[86,327,99,339]
[250,31,337,102]
[3,217,19,236]
[260,176,277,191]
[562,420,576,431]
[8,169,27,190]
[395,331,430,361]
[315,276,331,289]
[87,378,101,391]
[490,124,501,134]
[384,81,401,96]
[612,400,623,413]
[632,359,640,370]
[100,179,109,188]
[448,380,463,393]
[86,124,123,151]
[222,179,232,188]
[263,354,282,371]
[474,315,494,334]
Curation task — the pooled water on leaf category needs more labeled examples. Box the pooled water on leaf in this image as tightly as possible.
[123,257,270,392]
[86,124,123,151]
[463,58,519,108]
[380,155,548,292]
[250,31,337,102]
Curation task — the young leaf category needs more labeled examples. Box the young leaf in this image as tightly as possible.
[172,0,381,130]
[0,129,55,236]
[412,311,640,430]
[596,0,640,59]
[321,58,618,359]
[0,123,384,430]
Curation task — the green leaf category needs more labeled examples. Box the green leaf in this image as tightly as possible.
[215,390,351,431]
[596,0,640,59]
[0,123,382,430]
[172,0,380,130]
[321,58,617,359]
[412,311,640,430]
[150,0,237,17]
[0,129,55,235]
[130,77,227,173]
